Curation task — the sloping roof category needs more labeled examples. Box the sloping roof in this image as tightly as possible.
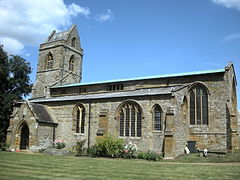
[31,103,54,124]
[30,86,178,103]
[48,30,69,42]
[51,68,225,89]
[46,25,76,43]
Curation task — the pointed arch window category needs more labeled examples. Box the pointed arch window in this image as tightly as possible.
[119,102,142,137]
[46,52,53,69]
[189,84,208,125]
[69,55,74,71]
[74,104,85,133]
[71,37,76,47]
[153,105,162,131]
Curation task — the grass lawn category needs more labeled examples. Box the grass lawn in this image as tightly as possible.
[172,150,240,163]
[0,151,240,180]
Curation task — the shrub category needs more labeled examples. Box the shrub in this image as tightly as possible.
[0,130,6,150]
[137,151,147,159]
[53,139,65,149]
[74,140,86,156]
[145,151,160,161]
[88,134,124,158]
[137,150,162,161]
[123,141,138,159]
[0,143,10,151]
[87,145,98,157]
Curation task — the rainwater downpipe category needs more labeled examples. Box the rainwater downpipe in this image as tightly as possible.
[88,102,91,148]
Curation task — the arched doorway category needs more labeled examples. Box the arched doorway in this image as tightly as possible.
[20,123,29,150]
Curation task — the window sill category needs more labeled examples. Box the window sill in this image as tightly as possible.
[188,125,209,132]
[189,124,209,127]
[74,133,85,136]
[152,130,162,133]
[119,136,141,140]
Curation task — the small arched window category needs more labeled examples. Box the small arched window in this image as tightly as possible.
[182,96,188,119]
[189,84,208,125]
[74,104,85,133]
[118,101,142,137]
[46,52,53,69]
[71,37,76,47]
[153,105,162,131]
[69,55,74,71]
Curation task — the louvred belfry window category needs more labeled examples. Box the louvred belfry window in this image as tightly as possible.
[71,37,76,47]
[119,102,142,137]
[189,84,208,125]
[69,55,74,71]
[46,52,53,69]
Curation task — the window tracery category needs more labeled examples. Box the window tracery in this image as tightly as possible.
[189,84,208,125]
[118,102,142,137]
[74,104,85,133]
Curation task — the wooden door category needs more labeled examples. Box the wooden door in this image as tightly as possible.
[164,135,174,158]
[20,124,29,150]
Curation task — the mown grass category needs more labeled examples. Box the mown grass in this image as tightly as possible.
[172,150,240,163]
[0,151,240,180]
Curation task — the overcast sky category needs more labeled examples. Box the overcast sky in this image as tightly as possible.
[0,0,240,109]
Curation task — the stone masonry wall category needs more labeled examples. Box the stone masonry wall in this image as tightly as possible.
[37,125,54,146]
[44,95,172,154]
[188,78,228,151]
[7,102,38,150]
[32,26,83,99]
[40,70,234,157]
[173,87,190,157]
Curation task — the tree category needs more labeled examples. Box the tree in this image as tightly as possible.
[0,45,32,144]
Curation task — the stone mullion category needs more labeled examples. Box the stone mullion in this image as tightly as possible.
[78,106,82,133]
[76,109,80,133]
[194,88,197,124]
[125,105,130,137]
[129,105,132,137]
[135,107,138,137]
[123,107,126,137]
[200,89,203,124]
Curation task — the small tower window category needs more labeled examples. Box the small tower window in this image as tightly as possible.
[46,52,53,69]
[71,37,76,47]
[69,55,74,71]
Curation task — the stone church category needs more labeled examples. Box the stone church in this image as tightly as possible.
[6,25,239,158]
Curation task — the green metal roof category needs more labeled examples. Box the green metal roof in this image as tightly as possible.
[51,68,225,89]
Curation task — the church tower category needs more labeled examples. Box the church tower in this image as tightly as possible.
[31,25,83,98]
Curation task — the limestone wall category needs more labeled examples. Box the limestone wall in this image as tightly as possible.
[41,69,237,157]
[7,102,38,150]
[44,95,172,154]
[32,26,83,99]
[37,124,54,146]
